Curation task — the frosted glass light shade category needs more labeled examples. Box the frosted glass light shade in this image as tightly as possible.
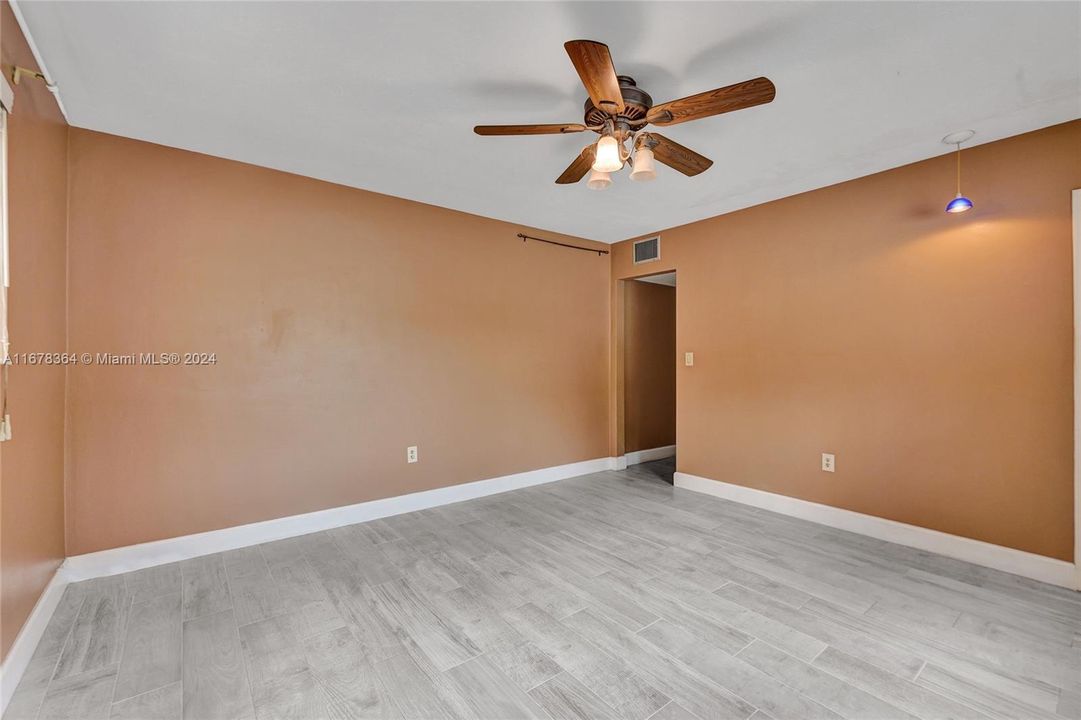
[630,147,656,182]
[586,169,612,190]
[592,135,623,172]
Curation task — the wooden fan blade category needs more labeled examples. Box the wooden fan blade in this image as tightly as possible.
[556,145,596,184]
[648,133,713,176]
[564,40,625,115]
[474,123,587,136]
[646,77,775,126]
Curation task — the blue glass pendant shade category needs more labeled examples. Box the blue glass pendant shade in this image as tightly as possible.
[946,194,973,213]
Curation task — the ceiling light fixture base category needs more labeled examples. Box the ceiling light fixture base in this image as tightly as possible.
[941,129,975,146]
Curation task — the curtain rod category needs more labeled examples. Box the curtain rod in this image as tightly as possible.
[517,233,609,256]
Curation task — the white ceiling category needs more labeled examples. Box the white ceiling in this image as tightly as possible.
[17,1,1080,243]
[636,271,676,287]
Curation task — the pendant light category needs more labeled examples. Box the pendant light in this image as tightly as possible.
[943,130,975,214]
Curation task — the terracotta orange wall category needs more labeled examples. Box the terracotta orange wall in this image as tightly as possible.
[0,2,69,658]
[624,280,675,453]
[611,119,1080,561]
[64,129,610,555]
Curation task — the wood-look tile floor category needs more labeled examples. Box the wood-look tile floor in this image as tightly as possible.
[7,462,1081,720]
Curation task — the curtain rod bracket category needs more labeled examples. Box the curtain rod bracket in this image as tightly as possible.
[12,66,57,93]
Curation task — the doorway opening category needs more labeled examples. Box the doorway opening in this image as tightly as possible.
[621,271,676,484]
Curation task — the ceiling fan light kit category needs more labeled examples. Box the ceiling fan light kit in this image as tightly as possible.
[474,40,775,189]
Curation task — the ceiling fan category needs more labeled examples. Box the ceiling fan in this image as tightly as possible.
[474,40,775,189]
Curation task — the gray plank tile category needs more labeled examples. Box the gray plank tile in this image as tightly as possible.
[304,626,394,719]
[424,586,561,692]
[484,640,565,695]
[6,590,88,719]
[183,609,254,720]
[503,603,670,720]
[644,576,826,662]
[110,682,182,720]
[53,577,132,680]
[378,538,460,594]
[426,548,526,611]
[306,553,403,662]
[526,556,660,631]
[639,619,842,720]
[251,669,329,720]
[180,554,231,621]
[373,653,461,720]
[124,563,181,605]
[37,665,117,720]
[563,608,754,720]
[258,536,310,567]
[443,655,550,720]
[1058,689,1081,720]
[813,648,990,720]
[736,640,918,720]
[225,547,286,627]
[238,612,309,695]
[265,554,346,641]
[805,597,1065,710]
[866,595,962,631]
[747,711,778,720]
[469,550,584,619]
[114,592,182,702]
[898,571,1081,645]
[954,611,1081,663]
[328,527,402,586]
[599,571,753,655]
[37,582,91,658]
[3,651,57,720]
[649,703,704,720]
[716,583,923,678]
[367,578,481,671]
[239,611,330,720]
[528,672,619,720]
[698,552,814,608]
[916,663,1061,720]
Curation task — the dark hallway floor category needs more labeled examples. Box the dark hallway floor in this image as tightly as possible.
[627,456,676,485]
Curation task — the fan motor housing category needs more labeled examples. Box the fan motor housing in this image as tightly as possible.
[584,75,653,130]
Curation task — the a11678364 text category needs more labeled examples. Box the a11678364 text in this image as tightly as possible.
[7,352,218,366]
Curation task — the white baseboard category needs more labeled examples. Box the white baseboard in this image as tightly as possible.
[674,471,1077,590]
[0,566,71,714]
[63,456,618,582]
[625,444,676,466]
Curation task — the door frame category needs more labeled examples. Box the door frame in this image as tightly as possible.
[1072,188,1080,588]
[615,270,678,471]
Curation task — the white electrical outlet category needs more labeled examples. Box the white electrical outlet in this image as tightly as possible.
[685,352,694,367]
[407,446,418,464]
[821,453,835,473]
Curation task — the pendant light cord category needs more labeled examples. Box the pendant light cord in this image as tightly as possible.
[955,143,962,195]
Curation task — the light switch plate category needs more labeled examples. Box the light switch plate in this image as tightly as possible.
[685,352,694,367]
